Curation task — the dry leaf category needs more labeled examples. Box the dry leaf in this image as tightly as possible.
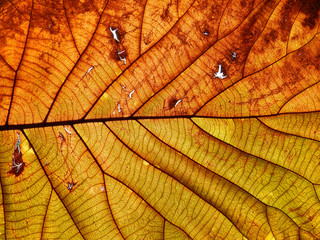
[0,0,320,239]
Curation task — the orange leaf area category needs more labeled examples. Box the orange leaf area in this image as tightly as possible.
[0,0,320,239]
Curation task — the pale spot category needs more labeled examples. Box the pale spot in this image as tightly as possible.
[110,27,120,42]
[128,90,135,99]
[174,99,183,107]
[64,127,72,135]
[213,63,227,79]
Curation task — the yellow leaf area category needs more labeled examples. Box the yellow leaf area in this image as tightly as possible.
[0,0,319,239]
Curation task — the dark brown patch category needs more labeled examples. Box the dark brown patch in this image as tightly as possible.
[0,1,27,38]
[0,0,9,8]
[0,36,7,46]
[109,43,127,63]
[240,0,247,8]
[161,2,173,21]
[277,0,302,42]
[210,3,221,18]
[109,49,120,61]
[240,11,260,42]
[263,29,278,44]
[279,0,319,35]
[314,53,320,70]
[176,28,188,45]
[296,46,320,72]
[64,0,93,14]
[231,51,237,61]
[30,2,64,35]
[43,67,51,73]
[48,17,56,34]
[199,0,208,10]
[291,34,299,40]
[240,0,278,42]
[143,31,153,45]
[117,46,127,59]
[301,0,320,29]
[199,23,210,36]
[168,97,179,110]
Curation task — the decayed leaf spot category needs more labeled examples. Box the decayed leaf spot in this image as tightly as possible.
[7,132,25,176]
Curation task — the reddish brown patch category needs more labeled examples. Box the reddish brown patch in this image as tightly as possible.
[109,49,120,61]
[109,44,127,63]
[109,50,120,61]
[117,47,127,59]
[8,133,25,177]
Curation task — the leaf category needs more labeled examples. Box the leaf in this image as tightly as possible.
[0,0,320,239]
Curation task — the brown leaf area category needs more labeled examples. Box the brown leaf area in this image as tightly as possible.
[0,0,319,239]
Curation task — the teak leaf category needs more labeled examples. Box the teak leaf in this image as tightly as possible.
[0,0,320,239]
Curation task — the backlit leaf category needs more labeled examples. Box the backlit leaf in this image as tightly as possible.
[0,0,320,239]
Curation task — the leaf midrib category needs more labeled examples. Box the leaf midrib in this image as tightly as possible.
[1,111,319,131]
